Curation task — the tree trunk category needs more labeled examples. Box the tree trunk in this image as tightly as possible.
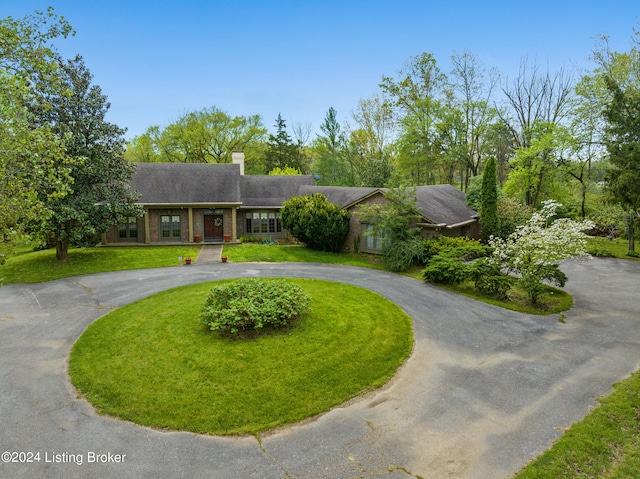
[56,239,69,261]
[626,214,636,252]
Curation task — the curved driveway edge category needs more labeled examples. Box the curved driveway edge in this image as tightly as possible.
[0,258,639,478]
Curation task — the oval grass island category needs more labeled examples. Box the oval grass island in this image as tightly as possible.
[69,278,413,435]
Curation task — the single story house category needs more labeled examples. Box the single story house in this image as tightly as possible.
[103,153,479,252]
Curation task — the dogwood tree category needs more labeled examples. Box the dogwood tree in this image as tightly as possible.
[489,200,594,303]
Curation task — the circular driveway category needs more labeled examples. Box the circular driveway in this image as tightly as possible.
[1,258,639,478]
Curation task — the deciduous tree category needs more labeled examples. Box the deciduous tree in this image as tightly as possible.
[126,107,266,168]
[489,200,594,303]
[596,33,640,252]
[0,8,74,251]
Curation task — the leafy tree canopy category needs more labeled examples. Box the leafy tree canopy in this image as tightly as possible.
[29,55,140,260]
[0,8,74,254]
[125,107,267,166]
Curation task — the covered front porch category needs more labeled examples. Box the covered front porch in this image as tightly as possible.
[103,204,241,245]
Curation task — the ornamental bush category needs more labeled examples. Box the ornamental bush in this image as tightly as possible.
[423,236,486,261]
[200,278,310,335]
[382,236,427,272]
[422,242,490,284]
[422,255,473,284]
[470,259,512,300]
[280,193,350,252]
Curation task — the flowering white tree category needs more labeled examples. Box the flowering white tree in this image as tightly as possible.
[489,200,595,303]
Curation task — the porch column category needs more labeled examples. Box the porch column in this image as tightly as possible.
[188,207,194,242]
[231,207,237,240]
[144,208,150,244]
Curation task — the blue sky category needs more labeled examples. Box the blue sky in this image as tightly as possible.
[2,1,639,140]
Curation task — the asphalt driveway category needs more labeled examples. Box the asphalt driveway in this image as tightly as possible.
[0,258,639,478]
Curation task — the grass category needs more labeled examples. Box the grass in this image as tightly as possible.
[223,243,386,269]
[513,370,640,478]
[0,244,201,284]
[586,237,640,260]
[437,280,573,315]
[69,278,413,435]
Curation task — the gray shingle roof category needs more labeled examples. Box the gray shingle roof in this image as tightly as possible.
[295,185,381,208]
[415,184,478,225]
[239,175,315,208]
[296,184,477,227]
[131,163,242,204]
[129,163,476,227]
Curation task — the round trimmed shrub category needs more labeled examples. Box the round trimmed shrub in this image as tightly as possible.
[200,278,310,335]
[280,193,350,252]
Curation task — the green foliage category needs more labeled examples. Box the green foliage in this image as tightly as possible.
[423,254,474,284]
[497,196,532,239]
[480,156,500,242]
[470,260,512,299]
[503,121,573,207]
[125,107,267,165]
[356,188,426,271]
[422,241,490,284]
[312,107,349,185]
[0,8,75,243]
[347,96,395,187]
[264,114,306,173]
[239,235,257,243]
[601,48,640,252]
[382,236,427,272]
[280,193,351,252]
[28,55,141,260]
[268,166,302,175]
[200,278,310,335]
[423,236,485,260]
[465,175,482,210]
[357,187,422,242]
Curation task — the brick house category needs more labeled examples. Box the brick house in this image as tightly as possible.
[103,154,478,251]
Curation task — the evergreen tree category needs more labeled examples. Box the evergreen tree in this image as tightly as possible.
[480,156,500,242]
[264,114,302,172]
[30,55,140,260]
[602,62,640,252]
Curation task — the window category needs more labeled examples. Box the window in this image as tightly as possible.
[362,224,389,252]
[245,211,282,234]
[118,217,138,240]
[161,214,181,239]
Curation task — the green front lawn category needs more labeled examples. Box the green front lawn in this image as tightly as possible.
[513,370,640,478]
[69,279,413,435]
[0,245,201,284]
[222,243,386,269]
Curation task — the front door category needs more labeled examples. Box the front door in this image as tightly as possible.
[204,214,224,241]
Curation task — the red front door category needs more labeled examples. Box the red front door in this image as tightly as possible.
[204,214,224,241]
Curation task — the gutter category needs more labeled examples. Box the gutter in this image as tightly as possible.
[417,217,478,229]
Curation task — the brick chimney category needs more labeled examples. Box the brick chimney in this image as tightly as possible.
[232,151,245,175]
